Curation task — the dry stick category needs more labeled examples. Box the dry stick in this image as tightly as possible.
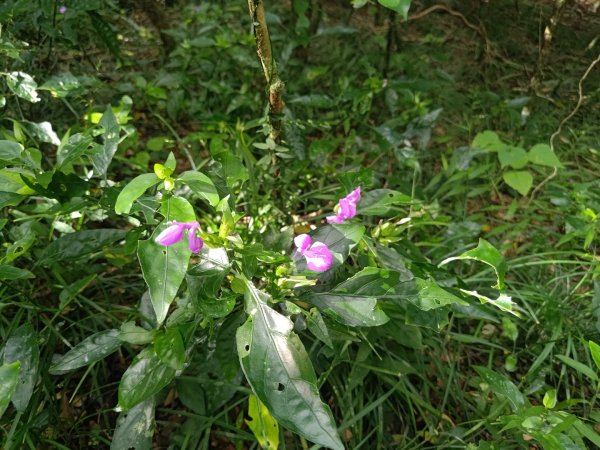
[527,53,600,206]
[247,0,285,142]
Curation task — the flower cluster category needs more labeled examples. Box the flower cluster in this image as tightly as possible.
[294,186,361,273]
[155,221,203,253]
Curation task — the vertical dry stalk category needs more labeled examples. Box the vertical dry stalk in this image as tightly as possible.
[248,0,285,141]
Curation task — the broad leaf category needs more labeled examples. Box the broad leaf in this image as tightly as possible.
[589,341,600,371]
[528,143,562,168]
[460,289,519,316]
[471,130,503,152]
[92,106,120,177]
[3,324,39,412]
[0,140,23,160]
[38,229,126,266]
[178,170,220,207]
[236,280,343,450]
[138,222,191,325]
[0,265,34,280]
[474,366,525,412]
[40,72,82,98]
[246,394,280,450]
[118,348,176,411]
[50,330,121,375]
[440,238,507,290]
[23,121,60,145]
[154,328,185,370]
[118,322,154,345]
[378,0,412,19]
[304,223,365,270]
[115,173,160,214]
[503,170,533,196]
[306,308,333,348]
[56,134,94,169]
[498,146,528,169]
[111,397,155,450]
[6,71,40,103]
[0,362,20,419]
[159,196,196,222]
[357,189,412,216]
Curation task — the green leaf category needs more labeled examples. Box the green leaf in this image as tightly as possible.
[92,106,120,178]
[115,173,160,215]
[118,322,154,345]
[0,265,34,280]
[460,289,519,316]
[498,146,528,169]
[440,238,507,290]
[236,280,343,450]
[246,394,280,450]
[474,366,525,412]
[306,308,333,348]
[56,133,94,169]
[154,328,185,370]
[589,341,600,371]
[49,330,121,375]
[543,389,557,409]
[305,223,365,271]
[0,362,20,419]
[502,170,533,196]
[23,121,60,145]
[3,324,39,412]
[38,229,127,266]
[6,71,40,103]
[0,140,23,160]
[118,348,176,411]
[178,171,220,207]
[471,130,503,152]
[159,196,196,222]
[555,354,598,382]
[356,189,412,216]
[377,0,412,19]
[40,72,82,98]
[138,223,191,325]
[153,163,173,180]
[88,11,121,59]
[110,397,155,450]
[528,143,562,168]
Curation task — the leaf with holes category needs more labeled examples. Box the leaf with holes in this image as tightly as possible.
[236,279,343,450]
[110,397,155,450]
[115,173,160,215]
[246,394,280,450]
[49,330,121,375]
[3,324,39,412]
[440,238,507,290]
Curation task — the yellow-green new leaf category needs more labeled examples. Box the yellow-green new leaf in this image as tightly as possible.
[246,394,280,450]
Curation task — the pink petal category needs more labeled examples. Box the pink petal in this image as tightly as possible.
[294,234,312,254]
[338,198,356,220]
[326,214,344,224]
[187,223,204,253]
[155,222,186,246]
[346,186,361,204]
[303,242,332,272]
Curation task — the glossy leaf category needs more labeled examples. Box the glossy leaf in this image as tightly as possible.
[110,397,155,450]
[38,229,126,266]
[154,328,185,370]
[6,71,40,103]
[56,133,94,169]
[0,265,34,280]
[306,308,333,348]
[503,170,533,196]
[92,106,120,178]
[3,324,39,412]
[0,362,20,419]
[460,289,519,316]
[118,322,154,345]
[40,72,82,98]
[357,189,412,216]
[439,238,507,290]
[138,223,191,325]
[115,173,160,214]
[528,143,562,168]
[0,140,23,160]
[236,280,343,450]
[158,196,196,222]
[474,366,525,412]
[24,121,60,145]
[49,330,121,375]
[246,394,280,450]
[118,348,176,411]
[378,0,412,19]
[589,341,600,371]
[178,170,220,207]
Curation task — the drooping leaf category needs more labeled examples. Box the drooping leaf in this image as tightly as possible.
[110,397,155,450]
[236,280,343,450]
[6,71,40,103]
[118,348,176,411]
[377,0,412,19]
[474,366,526,412]
[178,171,220,207]
[92,106,120,178]
[37,229,126,266]
[49,330,121,375]
[115,173,160,215]
[138,222,191,325]
[3,323,39,412]
[154,328,185,370]
[246,394,280,450]
[0,362,20,419]
[439,238,507,290]
[357,189,412,216]
[503,170,533,196]
[528,143,562,168]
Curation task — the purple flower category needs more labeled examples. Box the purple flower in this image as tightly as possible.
[326,186,361,224]
[294,234,332,272]
[58,5,67,14]
[155,220,204,254]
